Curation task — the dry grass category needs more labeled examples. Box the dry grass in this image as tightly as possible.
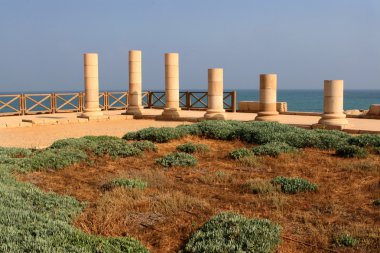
[18,135,380,253]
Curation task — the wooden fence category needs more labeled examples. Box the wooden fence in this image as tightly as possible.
[0,91,236,116]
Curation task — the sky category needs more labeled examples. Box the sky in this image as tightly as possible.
[0,0,379,92]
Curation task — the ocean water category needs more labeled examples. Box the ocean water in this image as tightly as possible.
[236,89,380,112]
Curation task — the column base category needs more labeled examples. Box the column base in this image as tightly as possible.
[317,114,349,128]
[78,109,103,119]
[124,106,144,116]
[160,108,181,119]
[204,109,226,120]
[255,111,279,122]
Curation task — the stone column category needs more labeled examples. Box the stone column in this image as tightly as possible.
[125,50,144,115]
[318,80,348,127]
[161,53,181,119]
[80,53,103,118]
[255,74,279,121]
[204,68,226,120]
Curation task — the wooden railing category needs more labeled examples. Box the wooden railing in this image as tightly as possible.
[0,91,236,116]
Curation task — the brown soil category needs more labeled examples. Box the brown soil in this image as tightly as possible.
[18,136,380,253]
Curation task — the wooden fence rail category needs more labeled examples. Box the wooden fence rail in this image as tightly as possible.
[0,91,236,116]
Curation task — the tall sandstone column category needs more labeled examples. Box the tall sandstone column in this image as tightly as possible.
[318,80,348,127]
[255,74,279,121]
[161,53,181,119]
[80,53,103,118]
[125,50,144,115]
[204,68,226,120]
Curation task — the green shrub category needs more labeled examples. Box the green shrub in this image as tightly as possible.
[19,148,88,172]
[50,137,97,151]
[243,178,277,194]
[156,152,197,167]
[132,141,157,152]
[336,145,368,158]
[348,134,380,147]
[252,142,297,157]
[334,234,358,247]
[197,120,242,140]
[184,212,281,253]
[373,199,380,206]
[271,176,317,194]
[175,124,202,136]
[123,127,187,143]
[0,147,32,158]
[176,143,209,153]
[101,178,148,191]
[229,147,252,160]
[82,136,141,158]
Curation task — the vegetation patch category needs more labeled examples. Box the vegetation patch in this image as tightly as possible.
[0,148,148,252]
[184,212,281,253]
[336,145,368,158]
[176,142,210,153]
[243,178,277,194]
[132,141,157,152]
[156,152,198,167]
[229,147,252,160]
[101,178,148,191]
[271,176,317,194]
[122,127,188,143]
[334,233,358,247]
[373,199,380,206]
[348,134,380,147]
[252,142,297,157]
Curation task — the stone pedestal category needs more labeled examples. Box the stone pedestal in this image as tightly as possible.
[161,53,181,119]
[318,80,348,127]
[80,53,103,118]
[125,50,144,116]
[204,68,226,120]
[255,74,279,121]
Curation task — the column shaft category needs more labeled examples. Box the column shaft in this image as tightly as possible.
[204,68,226,120]
[126,50,144,115]
[255,74,279,121]
[318,80,348,126]
[161,53,181,119]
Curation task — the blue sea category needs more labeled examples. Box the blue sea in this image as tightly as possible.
[0,89,379,113]
[236,89,380,112]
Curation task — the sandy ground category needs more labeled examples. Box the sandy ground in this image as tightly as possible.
[0,109,379,148]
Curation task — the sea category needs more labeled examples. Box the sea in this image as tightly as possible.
[0,89,379,113]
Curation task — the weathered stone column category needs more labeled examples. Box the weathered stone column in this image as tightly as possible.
[161,53,181,119]
[125,50,144,115]
[255,74,279,121]
[204,68,226,120]
[318,80,348,127]
[80,53,103,118]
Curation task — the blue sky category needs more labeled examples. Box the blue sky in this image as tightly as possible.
[0,0,379,92]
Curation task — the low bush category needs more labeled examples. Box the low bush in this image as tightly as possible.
[0,147,32,158]
[19,148,88,172]
[101,178,148,191]
[196,120,243,140]
[156,152,197,167]
[229,147,252,160]
[252,142,297,157]
[243,178,277,194]
[82,136,141,158]
[373,199,380,206]
[335,145,368,158]
[184,212,281,253]
[50,137,97,151]
[271,176,317,194]
[123,127,187,143]
[348,134,380,147]
[334,234,358,247]
[132,141,157,152]
[176,143,210,154]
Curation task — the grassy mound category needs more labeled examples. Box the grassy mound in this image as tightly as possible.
[336,145,368,158]
[176,143,210,154]
[132,140,157,152]
[184,212,281,253]
[229,147,252,160]
[156,152,198,167]
[101,178,148,191]
[271,176,317,194]
[0,147,148,252]
[252,142,297,157]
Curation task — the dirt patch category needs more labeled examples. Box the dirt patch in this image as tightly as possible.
[18,136,380,253]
